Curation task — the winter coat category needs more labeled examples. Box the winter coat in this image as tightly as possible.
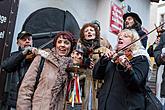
[154,32,165,97]
[1,50,32,108]
[93,53,149,110]
[17,48,70,110]
[77,38,110,110]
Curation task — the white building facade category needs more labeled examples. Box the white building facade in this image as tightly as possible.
[11,0,152,51]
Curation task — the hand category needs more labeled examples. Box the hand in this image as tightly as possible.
[161,48,165,61]
[37,49,49,58]
[118,55,132,70]
[105,50,116,59]
[22,47,37,55]
[22,47,32,55]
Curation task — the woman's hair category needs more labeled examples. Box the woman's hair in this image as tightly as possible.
[119,29,144,51]
[53,31,76,56]
[80,23,100,41]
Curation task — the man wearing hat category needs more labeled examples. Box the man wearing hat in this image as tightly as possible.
[1,31,36,110]
[123,12,148,48]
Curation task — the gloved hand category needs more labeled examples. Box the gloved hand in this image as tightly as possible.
[22,47,33,55]
[161,47,165,61]
[37,49,49,58]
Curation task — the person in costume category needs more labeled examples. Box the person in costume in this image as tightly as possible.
[123,12,148,48]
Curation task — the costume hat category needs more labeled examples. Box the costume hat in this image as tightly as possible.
[123,12,142,25]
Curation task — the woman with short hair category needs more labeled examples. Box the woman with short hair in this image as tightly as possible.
[17,32,75,110]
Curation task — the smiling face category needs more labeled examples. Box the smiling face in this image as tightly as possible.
[55,35,71,57]
[84,26,96,40]
[117,31,132,50]
[17,35,33,49]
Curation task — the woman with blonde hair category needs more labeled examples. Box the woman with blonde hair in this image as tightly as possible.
[93,29,150,110]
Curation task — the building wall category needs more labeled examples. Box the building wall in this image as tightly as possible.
[11,0,98,51]
[95,0,151,49]
[149,3,158,46]
[157,3,165,25]
[11,0,151,51]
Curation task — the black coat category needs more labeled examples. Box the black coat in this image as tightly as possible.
[154,32,165,97]
[93,55,149,110]
[1,50,32,107]
[147,45,154,57]
[135,27,148,49]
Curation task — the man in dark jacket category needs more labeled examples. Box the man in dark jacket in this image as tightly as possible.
[154,31,165,109]
[123,12,148,48]
[1,31,36,110]
[154,32,165,92]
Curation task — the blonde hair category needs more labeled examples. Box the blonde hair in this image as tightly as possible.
[119,29,144,51]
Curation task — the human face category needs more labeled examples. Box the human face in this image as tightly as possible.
[125,16,135,28]
[55,36,71,56]
[155,37,160,44]
[71,50,83,64]
[84,26,96,40]
[17,35,32,49]
[117,31,132,50]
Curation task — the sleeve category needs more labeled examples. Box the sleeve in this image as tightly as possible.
[141,35,147,49]
[16,55,41,110]
[117,55,149,90]
[139,30,147,49]
[1,51,26,72]
[147,45,154,57]
[93,55,109,80]
[154,32,165,66]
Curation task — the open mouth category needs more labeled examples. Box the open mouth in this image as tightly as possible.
[59,49,66,52]
[118,40,123,44]
[24,45,31,47]
[58,47,67,52]
[88,35,92,37]
[125,22,129,25]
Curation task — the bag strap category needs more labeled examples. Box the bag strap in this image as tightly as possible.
[34,56,45,91]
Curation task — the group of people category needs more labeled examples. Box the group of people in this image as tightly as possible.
[0,11,158,110]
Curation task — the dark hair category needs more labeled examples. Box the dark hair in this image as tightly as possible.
[123,17,142,29]
[53,31,76,56]
[80,23,100,41]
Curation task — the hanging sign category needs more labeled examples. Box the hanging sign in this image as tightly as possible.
[110,2,123,35]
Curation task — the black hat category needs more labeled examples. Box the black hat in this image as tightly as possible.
[123,12,142,25]
[17,31,32,40]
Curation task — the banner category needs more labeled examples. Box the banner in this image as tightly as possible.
[110,2,123,35]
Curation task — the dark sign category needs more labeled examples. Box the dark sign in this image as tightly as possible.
[0,0,19,100]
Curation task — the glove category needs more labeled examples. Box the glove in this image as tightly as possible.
[22,47,33,55]
[161,48,165,61]
[37,49,49,58]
